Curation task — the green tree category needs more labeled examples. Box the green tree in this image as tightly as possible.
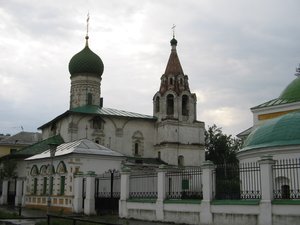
[205,124,241,165]
[0,159,17,179]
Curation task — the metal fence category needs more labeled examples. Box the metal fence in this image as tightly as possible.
[129,172,157,198]
[273,158,300,199]
[165,167,202,200]
[215,162,261,200]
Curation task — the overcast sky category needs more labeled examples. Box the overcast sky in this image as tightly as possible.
[0,0,299,137]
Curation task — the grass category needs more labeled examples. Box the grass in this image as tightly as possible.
[0,209,22,219]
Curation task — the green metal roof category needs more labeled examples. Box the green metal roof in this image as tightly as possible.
[241,111,300,151]
[38,106,156,129]
[68,44,104,76]
[279,77,300,101]
[252,77,300,110]
[70,105,156,120]
[12,135,64,157]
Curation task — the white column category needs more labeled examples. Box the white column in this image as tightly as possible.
[21,179,26,206]
[258,155,275,225]
[15,179,23,206]
[73,175,83,213]
[156,165,166,221]
[83,173,96,215]
[0,180,8,205]
[119,167,131,218]
[200,161,215,225]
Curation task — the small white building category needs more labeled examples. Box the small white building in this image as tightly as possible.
[24,139,124,212]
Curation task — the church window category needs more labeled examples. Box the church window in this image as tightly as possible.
[170,78,173,85]
[155,97,160,113]
[182,95,189,116]
[87,93,93,105]
[56,161,67,174]
[50,124,57,136]
[158,151,161,159]
[91,117,104,130]
[178,155,184,167]
[43,177,47,195]
[132,131,144,157]
[30,165,39,176]
[49,177,53,195]
[167,94,174,115]
[60,176,65,195]
[33,178,38,195]
[134,142,139,156]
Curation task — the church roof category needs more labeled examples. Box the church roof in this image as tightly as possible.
[11,135,64,157]
[68,37,104,77]
[252,68,300,110]
[71,105,155,119]
[164,38,184,76]
[241,110,300,151]
[25,139,124,161]
[38,106,156,130]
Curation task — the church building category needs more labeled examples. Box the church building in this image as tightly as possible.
[37,33,205,167]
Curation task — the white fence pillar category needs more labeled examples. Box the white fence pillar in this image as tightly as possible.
[21,178,26,206]
[0,180,8,205]
[258,155,275,225]
[15,178,23,206]
[83,173,96,215]
[200,160,215,225]
[119,167,131,218]
[73,175,84,213]
[156,165,167,221]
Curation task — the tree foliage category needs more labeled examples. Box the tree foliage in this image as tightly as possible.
[0,159,17,179]
[205,124,242,165]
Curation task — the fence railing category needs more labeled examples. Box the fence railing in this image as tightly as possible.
[214,162,261,200]
[165,167,202,200]
[129,172,157,198]
[273,158,300,199]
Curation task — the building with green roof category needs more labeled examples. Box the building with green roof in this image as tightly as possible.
[237,64,300,162]
[35,33,205,168]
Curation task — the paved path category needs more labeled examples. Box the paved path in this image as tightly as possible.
[0,206,177,225]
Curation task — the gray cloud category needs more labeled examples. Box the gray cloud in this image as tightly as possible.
[0,0,299,136]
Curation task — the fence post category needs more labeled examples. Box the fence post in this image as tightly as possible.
[73,174,84,213]
[83,172,96,215]
[200,160,215,225]
[0,179,8,205]
[156,165,167,221]
[258,155,275,225]
[119,167,131,218]
[15,178,23,206]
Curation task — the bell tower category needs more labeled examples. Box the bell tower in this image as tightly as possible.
[153,34,205,167]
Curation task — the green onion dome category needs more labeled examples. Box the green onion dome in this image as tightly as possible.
[68,38,104,77]
[242,111,300,151]
[170,38,177,46]
[279,76,300,101]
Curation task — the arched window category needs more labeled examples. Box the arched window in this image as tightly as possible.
[155,97,160,113]
[134,142,139,156]
[170,78,173,85]
[30,165,39,176]
[87,93,93,105]
[167,94,174,115]
[178,155,184,167]
[56,161,67,174]
[182,95,189,116]
[132,131,144,157]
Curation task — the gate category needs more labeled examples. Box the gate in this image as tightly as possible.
[7,178,16,205]
[95,170,120,214]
